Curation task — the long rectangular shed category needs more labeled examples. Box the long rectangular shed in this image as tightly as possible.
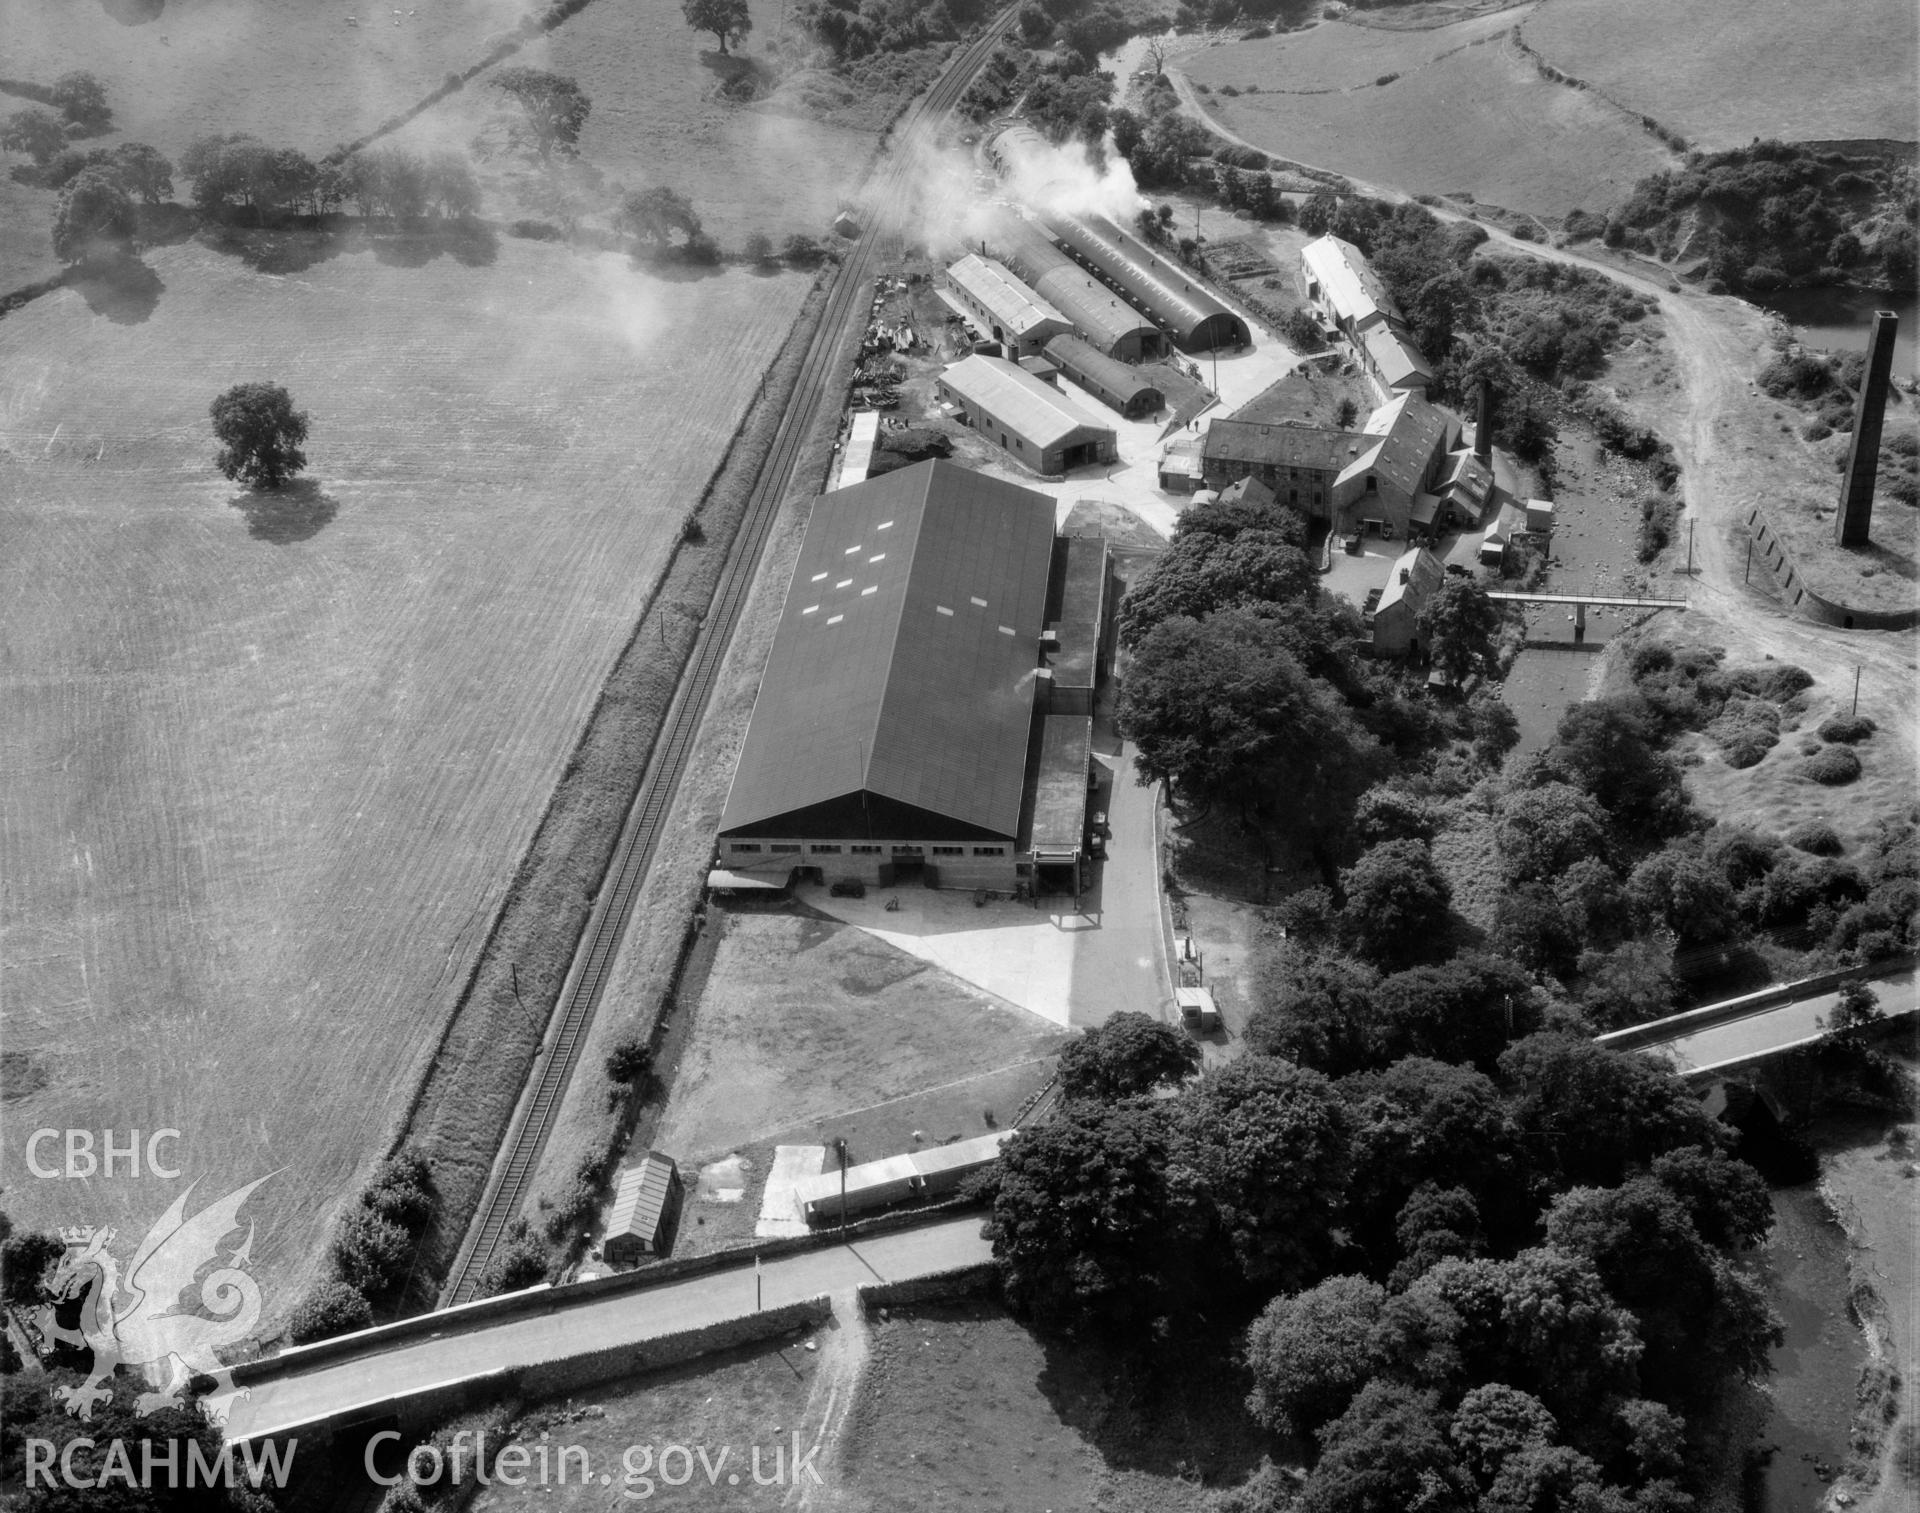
[603,1152,681,1264]
[1044,213,1251,353]
[945,253,1072,359]
[937,353,1117,475]
[793,1131,1014,1223]
[986,212,1165,362]
[1042,333,1165,418]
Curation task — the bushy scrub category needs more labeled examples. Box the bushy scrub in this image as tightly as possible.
[1786,821,1844,855]
[1802,745,1862,785]
[1817,713,1876,744]
[1705,698,1781,768]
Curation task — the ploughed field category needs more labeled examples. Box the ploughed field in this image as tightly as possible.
[1177,13,1675,217]
[1520,0,1920,150]
[0,234,809,1305]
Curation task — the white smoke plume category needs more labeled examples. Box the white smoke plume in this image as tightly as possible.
[991,129,1145,228]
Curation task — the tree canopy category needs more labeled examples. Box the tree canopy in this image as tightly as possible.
[1245,1275,1389,1438]
[210,382,310,490]
[490,67,591,161]
[1057,1011,1199,1101]
[51,168,136,265]
[1418,577,1503,687]
[616,186,704,250]
[682,0,753,53]
[1340,839,1453,971]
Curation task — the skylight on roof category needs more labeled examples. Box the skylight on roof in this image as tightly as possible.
[812,572,827,582]
[877,520,893,530]
[836,578,852,589]
[844,545,860,555]
[861,586,878,596]
[971,596,987,607]
[869,553,886,563]
[802,605,818,615]
[826,614,844,625]
[936,606,954,616]
[998,626,1015,636]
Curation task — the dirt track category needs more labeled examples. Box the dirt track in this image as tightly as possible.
[1175,75,1917,801]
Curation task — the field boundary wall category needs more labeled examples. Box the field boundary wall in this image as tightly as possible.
[1596,954,1918,1052]
[514,1295,829,1398]
[1509,19,1691,155]
[855,1263,998,1314]
[237,1203,982,1388]
[1744,506,1920,630]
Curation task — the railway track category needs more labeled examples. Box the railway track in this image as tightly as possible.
[440,11,1020,1307]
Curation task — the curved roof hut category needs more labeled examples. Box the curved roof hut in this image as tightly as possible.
[986,213,1164,363]
[1044,213,1251,353]
[1042,334,1164,419]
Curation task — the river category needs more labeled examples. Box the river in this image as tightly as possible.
[1754,1183,1870,1512]
[1757,286,1917,377]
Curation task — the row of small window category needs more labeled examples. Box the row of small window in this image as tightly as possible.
[729,842,1006,857]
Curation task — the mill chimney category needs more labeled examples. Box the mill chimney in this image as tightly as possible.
[1836,310,1899,548]
[1474,379,1494,466]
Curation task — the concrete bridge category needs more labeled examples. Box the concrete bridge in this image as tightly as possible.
[1599,957,1917,1077]
[1485,590,1689,637]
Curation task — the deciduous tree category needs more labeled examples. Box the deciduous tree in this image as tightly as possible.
[50,71,112,131]
[683,0,753,53]
[1058,1011,1199,1101]
[1298,1382,1467,1513]
[617,186,703,250]
[51,168,135,265]
[490,67,591,161]
[1175,1056,1352,1288]
[210,382,310,490]
[2,107,67,167]
[1339,839,1452,971]
[1494,782,1611,885]
[986,1101,1186,1328]
[1245,1275,1388,1438]
[288,1280,374,1343]
[1417,577,1503,687]
[107,140,174,203]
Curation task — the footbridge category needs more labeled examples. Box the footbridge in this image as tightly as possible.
[1485,590,1689,636]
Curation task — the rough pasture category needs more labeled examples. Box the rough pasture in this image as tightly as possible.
[0,236,808,1309]
[1522,0,1920,149]
[2,0,534,161]
[391,0,877,245]
[1180,19,1674,216]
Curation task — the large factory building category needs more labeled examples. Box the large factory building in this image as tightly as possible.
[936,353,1117,475]
[714,461,1111,896]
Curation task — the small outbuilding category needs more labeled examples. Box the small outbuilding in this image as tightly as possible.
[603,1152,682,1265]
[937,353,1117,474]
[945,253,1072,359]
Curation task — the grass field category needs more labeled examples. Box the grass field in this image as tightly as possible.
[1522,0,1920,150]
[0,233,809,1307]
[655,908,1068,1163]
[840,1299,1274,1512]
[388,0,884,245]
[2,0,531,161]
[1178,16,1678,216]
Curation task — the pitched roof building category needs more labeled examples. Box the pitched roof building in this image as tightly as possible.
[1043,213,1252,353]
[716,462,1101,893]
[936,353,1117,474]
[987,212,1165,361]
[944,253,1072,359]
[1299,234,1399,337]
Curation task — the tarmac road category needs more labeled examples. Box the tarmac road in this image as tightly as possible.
[1644,967,1918,1075]
[225,1216,990,1444]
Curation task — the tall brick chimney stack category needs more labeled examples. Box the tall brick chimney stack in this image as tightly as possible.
[1835,310,1899,548]
[1474,379,1494,466]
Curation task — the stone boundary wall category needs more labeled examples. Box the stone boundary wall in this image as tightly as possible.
[855,1263,999,1316]
[514,1296,831,1400]
[1745,506,1920,631]
[235,1204,981,1388]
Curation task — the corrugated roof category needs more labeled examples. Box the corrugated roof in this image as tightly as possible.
[1049,536,1107,691]
[947,253,1070,341]
[1044,214,1250,351]
[940,354,1115,453]
[987,212,1161,356]
[718,461,1056,840]
[1042,333,1165,409]
[606,1153,677,1244]
[1203,417,1360,473]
